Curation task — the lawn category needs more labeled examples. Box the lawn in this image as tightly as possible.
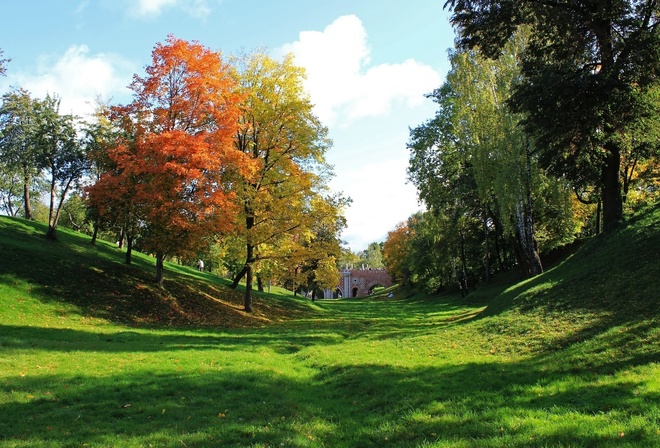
[0,204,659,447]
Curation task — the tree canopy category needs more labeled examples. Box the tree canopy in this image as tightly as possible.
[0,89,89,239]
[444,0,660,232]
[0,37,350,310]
[0,88,43,220]
[228,51,338,311]
[87,36,251,286]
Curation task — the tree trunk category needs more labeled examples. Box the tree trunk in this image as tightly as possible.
[46,177,73,241]
[45,176,58,240]
[244,258,253,313]
[511,236,530,279]
[242,209,256,311]
[125,234,133,265]
[22,172,32,220]
[512,141,543,277]
[243,241,255,312]
[56,176,72,229]
[155,251,165,287]
[5,194,15,217]
[488,207,507,271]
[90,223,99,245]
[514,208,543,278]
[601,143,623,233]
[459,232,469,297]
[525,141,543,276]
[622,158,636,203]
[482,210,490,283]
[257,275,264,292]
[231,264,248,289]
[452,255,466,297]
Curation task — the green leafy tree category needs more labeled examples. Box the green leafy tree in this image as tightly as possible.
[294,193,349,298]
[446,40,543,277]
[409,36,582,282]
[408,78,487,289]
[35,95,89,240]
[0,88,42,220]
[338,246,361,270]
[0,159,22,216]
[445,0,660,232]
[361,242,385,269]
[58,192,90,233]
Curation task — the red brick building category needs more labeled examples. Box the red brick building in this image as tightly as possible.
[324,268,393,298]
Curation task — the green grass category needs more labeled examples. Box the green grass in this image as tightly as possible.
[0,203,659,447]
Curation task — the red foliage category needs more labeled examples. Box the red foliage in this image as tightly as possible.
[88,36,254,265]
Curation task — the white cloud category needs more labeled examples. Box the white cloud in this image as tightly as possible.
[0,45,135,118]
[279,15,441,127]
[128,0,212,18]
[277,15,439,251]
[333,157,422,251]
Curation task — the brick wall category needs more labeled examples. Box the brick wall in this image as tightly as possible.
[336,269,393,297]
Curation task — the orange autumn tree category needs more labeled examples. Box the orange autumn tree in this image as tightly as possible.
[383,219,414,285]
[87,35,251,286]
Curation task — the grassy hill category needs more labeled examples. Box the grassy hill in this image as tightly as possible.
[0,218,316,329]
[0,203,658,447]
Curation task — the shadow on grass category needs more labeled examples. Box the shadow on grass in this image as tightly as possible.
[1,345,658,447]
[0,324,345,355]
[0,217,312,328]
[475,204,660,334]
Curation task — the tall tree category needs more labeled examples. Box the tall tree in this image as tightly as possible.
[87,35,249,286]
[407,78,487,288]
[284,193,348,298]
[35,95,89,240]
[0,88,42,220]
[383,218,418,286]
[447,41,543,276]
[409,34,589,281]
[0,163,22,216]
[82,102,120,246]
[361,242,385,269]
[445,0,660,232]
[230,52,334,312]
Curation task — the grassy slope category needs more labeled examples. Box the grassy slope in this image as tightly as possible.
[0,203,658,447]
[0,218,315,329]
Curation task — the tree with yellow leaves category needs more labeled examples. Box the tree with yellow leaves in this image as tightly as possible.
[229,51,342,311]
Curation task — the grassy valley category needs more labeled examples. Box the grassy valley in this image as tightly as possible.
[0,203,659,447]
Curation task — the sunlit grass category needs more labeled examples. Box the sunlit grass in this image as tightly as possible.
[0,203,659,446]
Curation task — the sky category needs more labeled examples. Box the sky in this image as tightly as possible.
[0,0,456,252]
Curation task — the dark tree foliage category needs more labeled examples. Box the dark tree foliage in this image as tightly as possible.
[444,0,660,232]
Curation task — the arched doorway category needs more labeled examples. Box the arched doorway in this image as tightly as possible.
[352,287,359,298]
[334,288,343,298]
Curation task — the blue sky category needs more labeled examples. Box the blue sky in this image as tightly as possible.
[0,0,456,251]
